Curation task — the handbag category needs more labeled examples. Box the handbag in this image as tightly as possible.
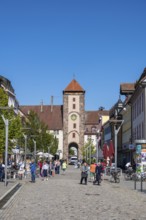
[81,172,88,178]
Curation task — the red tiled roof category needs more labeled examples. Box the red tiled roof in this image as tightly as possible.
[85,110,109,124]
[120,83,135,95]
[63,79,85,93]
[20,105,63,130]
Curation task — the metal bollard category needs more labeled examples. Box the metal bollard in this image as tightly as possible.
[141,175,143,192]
[134,174,136,190]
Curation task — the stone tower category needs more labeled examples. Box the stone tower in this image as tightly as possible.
[63,79,85,160]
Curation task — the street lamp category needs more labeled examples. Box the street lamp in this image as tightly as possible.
[110,97,124,171]
[33,139,36,161]
[86,145,91,164]
[1,115,9,186]
[0,106,17,187]
[23,134,27,168]
[96,131,101,163]
[113,120,124,171]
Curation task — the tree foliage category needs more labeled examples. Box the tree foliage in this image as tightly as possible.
[82,138,96,164]
[0,88,58,157]
[24,110,57,155]
[0,88,23,154]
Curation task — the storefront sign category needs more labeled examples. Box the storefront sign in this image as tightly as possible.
[129,144,134,150]
[136,145,142,154]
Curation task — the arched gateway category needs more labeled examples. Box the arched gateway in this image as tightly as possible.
[68,142,78,158]
[63,79,85,160]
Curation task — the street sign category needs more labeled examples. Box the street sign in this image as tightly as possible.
[136,145,141,154]
[129,144,134,150]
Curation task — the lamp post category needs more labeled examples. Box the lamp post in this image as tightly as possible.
[1,115,9,186]
[96,132,101,163]
[23,134,27,168]
[0,106,17,186]
[86,145,91,165]
[110,97,124,171]
[114,120,124,171]
[33,139,36,161]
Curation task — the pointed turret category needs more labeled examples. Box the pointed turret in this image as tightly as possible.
[63,79,85,93]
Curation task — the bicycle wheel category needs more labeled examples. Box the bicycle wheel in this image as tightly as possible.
[115,177,120,183]
[124,173,130,181]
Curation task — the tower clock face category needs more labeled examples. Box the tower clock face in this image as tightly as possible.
[71,114,77,121]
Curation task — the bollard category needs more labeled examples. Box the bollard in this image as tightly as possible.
[134,174,136,190]
[141,175,143,192]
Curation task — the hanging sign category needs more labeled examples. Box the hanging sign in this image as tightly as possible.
[136,145,142,154]
[129,144,134,150]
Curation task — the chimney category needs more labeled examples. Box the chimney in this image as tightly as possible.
[51,96,53,112]
[40,100,43,112]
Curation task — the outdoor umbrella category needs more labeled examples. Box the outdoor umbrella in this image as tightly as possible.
[37,152,44,156]
[44,153,54,158]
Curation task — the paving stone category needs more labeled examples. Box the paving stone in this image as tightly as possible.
[0,167,146,220]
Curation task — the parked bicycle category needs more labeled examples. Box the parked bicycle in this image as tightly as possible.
[132,172,146,181]
[110,170,120,183]
[124,168,135,180]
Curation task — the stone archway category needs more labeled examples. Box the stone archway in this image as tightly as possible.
[68,142,78,159]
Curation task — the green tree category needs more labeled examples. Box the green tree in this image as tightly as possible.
[24,110,56,155]
[0,88,23,154]
[69,148,75,156]
[50,136,58,155]
[82,138,96,164]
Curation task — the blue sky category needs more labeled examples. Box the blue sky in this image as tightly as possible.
[0,0,146,110]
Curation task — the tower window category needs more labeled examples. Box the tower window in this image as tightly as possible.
[73,123,76,129]
[72,133,76,138]
[73,98,76,102]
[73,104,76,109]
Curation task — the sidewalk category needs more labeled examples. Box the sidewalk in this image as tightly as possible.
[1,170,146,203]
[103,172,146,193]
[0,179,18,199]
[0,166,146,220]
[0,174,31,201]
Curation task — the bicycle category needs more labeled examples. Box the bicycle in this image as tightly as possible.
[110,170,120,183]
[124,168,134,180]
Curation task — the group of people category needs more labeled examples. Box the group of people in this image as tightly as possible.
[29,159,67,182]
[80,161,104,185]
[0,158,68,183]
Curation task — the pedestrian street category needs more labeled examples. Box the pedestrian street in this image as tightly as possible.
[0,166,146,220]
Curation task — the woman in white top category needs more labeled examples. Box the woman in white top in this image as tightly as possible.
[42,161,49,180]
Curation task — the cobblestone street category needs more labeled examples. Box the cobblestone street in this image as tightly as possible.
[0,166,146,220]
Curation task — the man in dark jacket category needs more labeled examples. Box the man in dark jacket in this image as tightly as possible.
[0,161,4,182]
[95,161,103,185]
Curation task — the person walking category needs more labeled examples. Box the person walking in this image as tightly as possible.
[94,161,103,185]
[18,160,25,180]
[30,159,36,183]
[62,160,67,175]
[90,162,96,182]
[0,160,5,182]
[42,161,49,180]
[80,161,88,185]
